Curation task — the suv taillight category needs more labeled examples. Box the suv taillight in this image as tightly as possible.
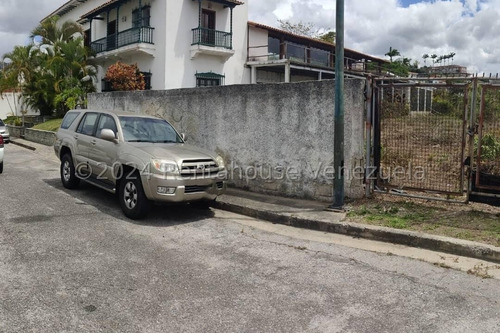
[0,136,3,147]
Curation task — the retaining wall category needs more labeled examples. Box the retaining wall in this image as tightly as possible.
[88,80,366,200]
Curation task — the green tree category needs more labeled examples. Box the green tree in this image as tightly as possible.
[431,54,438,66]
[385,46,400,62]
[278,20,335,43]
[422,54,429,66]
[318,31,336,44]
[31,15,83,46]
[1,16,96,116]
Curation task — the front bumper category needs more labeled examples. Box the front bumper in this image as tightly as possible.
[142,172,227,203]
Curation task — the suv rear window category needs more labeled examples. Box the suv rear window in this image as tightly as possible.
[60,112,80,129]
[0,119,5,126]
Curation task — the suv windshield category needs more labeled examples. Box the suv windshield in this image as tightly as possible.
[119,116,183,143]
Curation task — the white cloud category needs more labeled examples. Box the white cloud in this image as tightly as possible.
[0,0,68,57]
[0,0,498,74]
[249,0,500,74]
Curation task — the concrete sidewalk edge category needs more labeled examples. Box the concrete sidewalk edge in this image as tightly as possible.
[10,139,36,151]
[213,200,500,264]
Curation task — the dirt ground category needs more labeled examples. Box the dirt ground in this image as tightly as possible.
[345,193,500,247]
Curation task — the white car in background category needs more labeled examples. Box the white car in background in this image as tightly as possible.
[0,135,4,173]
[0,119,9,143]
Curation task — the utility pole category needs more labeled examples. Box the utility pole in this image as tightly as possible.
[331,0,345,210]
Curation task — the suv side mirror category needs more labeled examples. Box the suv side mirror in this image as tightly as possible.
[181,133,186,141]
[100,129,117,143]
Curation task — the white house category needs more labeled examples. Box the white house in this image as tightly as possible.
[43,0,386,92]
[45,0,250,91]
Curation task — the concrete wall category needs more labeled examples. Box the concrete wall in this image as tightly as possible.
[88,80,366,201]
[24,129,57,146]
[7,125,56,146]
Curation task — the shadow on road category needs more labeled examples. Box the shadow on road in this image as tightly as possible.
[43,178,215,227]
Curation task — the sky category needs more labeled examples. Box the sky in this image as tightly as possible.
[0,0,498,74]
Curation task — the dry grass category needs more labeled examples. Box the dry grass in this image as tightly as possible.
[346,193,500,247]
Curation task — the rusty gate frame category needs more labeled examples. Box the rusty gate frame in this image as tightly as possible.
[475,84,500,192]
[371,77,472,200]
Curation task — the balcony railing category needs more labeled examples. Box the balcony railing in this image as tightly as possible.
[91,26,154,54]
[191,27,232,49]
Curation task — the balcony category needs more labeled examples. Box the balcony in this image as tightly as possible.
[91,26,154,56]
[190,27,235,60]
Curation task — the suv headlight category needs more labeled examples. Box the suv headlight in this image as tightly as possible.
[215,155,225,169]
[152,159,179,173]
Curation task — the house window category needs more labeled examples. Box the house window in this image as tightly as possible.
[268,36,280,59]
[141,72,152,90]
[132,5,151,27]
[195,72,225,87]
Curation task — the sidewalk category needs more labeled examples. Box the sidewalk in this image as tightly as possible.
[10,137,500,263]
[215,188,500,264]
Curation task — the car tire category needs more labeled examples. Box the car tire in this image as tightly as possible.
[0,161,3,174]
[60,154,80,189]
[118,171,150,220]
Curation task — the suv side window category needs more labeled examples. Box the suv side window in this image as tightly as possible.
[60,111,80,129]
[76,113,99,136]
[96,114,118,138]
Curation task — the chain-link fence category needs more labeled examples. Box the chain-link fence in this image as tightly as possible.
[476,84,500,191]
[374,80,469,195]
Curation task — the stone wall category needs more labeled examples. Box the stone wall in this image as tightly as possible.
[24,129,57,146]
[88,80,366,201]
[7,125,56,146]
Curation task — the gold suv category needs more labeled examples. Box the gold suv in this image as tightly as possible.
[54,109,226,219]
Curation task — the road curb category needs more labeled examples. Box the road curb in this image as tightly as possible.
[10,139,36,151]
[213,200,500,264]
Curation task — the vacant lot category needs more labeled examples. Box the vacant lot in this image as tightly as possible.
[347,193,500,247]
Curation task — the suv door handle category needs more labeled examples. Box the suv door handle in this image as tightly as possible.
[91,140,97,146]
[74,135,78,140]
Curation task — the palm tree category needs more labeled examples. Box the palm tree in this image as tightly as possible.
[385,46,401,62]
[422,54,429,66]
[431,54,438,66]
[30,15,83,46]
[449,52,456,64]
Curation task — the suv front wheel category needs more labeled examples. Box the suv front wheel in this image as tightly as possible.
[118,171,151,219]
[61,154,80,189]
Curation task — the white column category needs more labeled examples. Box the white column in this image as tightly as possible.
[285,63,290,83]
[251,66,257,84]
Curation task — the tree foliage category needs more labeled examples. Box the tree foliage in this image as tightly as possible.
[0,16,95,116]
[385,46,400,62]
[278,20,335,44]
[104,61,145,91]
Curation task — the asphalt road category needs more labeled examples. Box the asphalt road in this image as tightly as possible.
[0,143,499,333]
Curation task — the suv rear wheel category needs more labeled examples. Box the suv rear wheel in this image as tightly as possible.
[61,154,80,189]
[118,171,150,219]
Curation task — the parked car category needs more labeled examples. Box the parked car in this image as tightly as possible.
[54,109,226,219]
[0,135,4,173]
[0,119,9,143]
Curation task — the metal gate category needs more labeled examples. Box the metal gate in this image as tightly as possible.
[372,78,471,198]
[475,84,500,192]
